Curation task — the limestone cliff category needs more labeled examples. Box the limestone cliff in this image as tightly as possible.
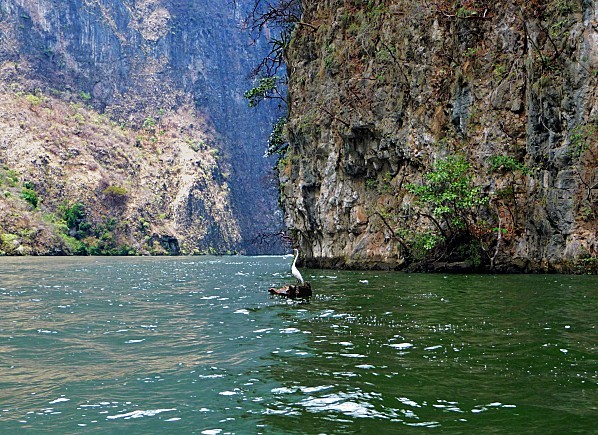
[280,0,597,272]
[0,0,283,254]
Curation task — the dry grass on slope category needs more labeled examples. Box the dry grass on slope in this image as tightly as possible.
[0,81,240,256]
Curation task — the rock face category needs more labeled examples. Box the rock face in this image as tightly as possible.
[0,0,283,254]
[280,0,597,272]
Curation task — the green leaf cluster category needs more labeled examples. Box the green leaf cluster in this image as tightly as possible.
[25,93,43,107]
[488,155,530,174]
[142,117,156,131]
[244,76,280,108]
[567,124,594,159]
[59,202,92,239]
[267,117,288,156]
[21,187,39,208]
[406,156,488,228]
[412,231,445,258]
[0,166,19,187]
[54,205,136,255]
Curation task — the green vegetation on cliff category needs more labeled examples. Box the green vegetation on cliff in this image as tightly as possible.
[405,156,489,263]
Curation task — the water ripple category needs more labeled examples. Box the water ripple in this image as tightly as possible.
[0,257,595,433]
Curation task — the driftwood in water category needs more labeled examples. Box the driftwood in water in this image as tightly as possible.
[268,282,312,299]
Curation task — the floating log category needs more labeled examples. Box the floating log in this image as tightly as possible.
[268,282,312,299]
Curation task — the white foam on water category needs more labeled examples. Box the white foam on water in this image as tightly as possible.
[234,309,250,315]
[279,328,301,334]
[37,329,57,334]
[389,343,413,350]
[340,353,367,358]
[48,397,69,405]
[106,408,176,420]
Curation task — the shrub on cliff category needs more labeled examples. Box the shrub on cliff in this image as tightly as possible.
[102,185,129,205]
[21,186,39,208]
[406,156,490,266]
[267,116,288,156]
[59,202,92,239]
[0,167,19,187]
[407,156,488,231]
[244,76,284,108]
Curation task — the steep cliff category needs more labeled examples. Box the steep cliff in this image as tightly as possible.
[281,0,597,272]
[0,0,283,254]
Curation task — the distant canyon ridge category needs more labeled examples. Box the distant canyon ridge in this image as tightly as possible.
[0,0,284,255]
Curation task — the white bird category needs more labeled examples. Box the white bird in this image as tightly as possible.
[291,248,304,285]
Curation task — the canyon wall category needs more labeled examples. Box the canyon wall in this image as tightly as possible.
[280,0,597,272]
[0,0,283,254]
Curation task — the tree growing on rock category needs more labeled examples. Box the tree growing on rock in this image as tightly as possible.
[405,155,492,268]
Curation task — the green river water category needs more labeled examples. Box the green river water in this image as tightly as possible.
[0,256,595,433]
